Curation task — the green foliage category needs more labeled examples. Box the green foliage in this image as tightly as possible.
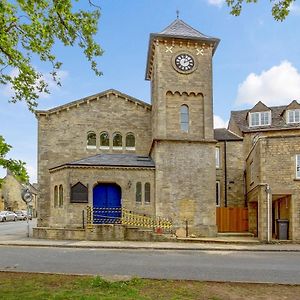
[0,135,29,185]
[226,0,295,21]
[0,0,103,111]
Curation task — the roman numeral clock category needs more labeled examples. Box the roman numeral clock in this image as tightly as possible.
[172,52,197,74]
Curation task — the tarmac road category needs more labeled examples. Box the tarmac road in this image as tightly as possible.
[0,246,300,284]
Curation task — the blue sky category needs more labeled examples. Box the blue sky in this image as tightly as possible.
[1,0,300,182]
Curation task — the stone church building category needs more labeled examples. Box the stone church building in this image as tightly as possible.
[34,19,300,242]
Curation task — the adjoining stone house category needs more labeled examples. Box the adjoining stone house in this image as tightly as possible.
[229,100,300,241]
[0,170,38,215]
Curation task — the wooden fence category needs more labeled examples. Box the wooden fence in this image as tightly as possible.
[216,207,248,232]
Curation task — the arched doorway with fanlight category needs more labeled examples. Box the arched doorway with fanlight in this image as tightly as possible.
[93,183,122,224]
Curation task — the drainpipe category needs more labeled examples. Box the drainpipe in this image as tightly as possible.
[224,141,227,207]
[265,184,271,243]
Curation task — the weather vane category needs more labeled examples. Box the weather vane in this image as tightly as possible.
[176,10,180,19]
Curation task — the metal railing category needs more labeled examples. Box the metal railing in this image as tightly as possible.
[86,206,173,232]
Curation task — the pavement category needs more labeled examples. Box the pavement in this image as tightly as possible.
[1,235,300,252]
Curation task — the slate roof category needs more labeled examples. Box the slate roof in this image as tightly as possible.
[50,154,155,171]
[214,128,243,141]
[159,19,216,40]
[230,104,300,133]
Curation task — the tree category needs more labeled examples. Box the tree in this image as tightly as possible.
[0,0,103,111]
[0,135,29,186]
[226,0,295,21]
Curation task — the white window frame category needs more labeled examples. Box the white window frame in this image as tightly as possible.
[216,181,220,207]
[249,111,271,127]
[296,155,300,179]
[287,110,300,124]
[215,147,220,169]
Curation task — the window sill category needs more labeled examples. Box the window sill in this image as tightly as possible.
[99,146,109,150]
[126,147,136,151]
[86,146,96,150]
[293,178,300,181]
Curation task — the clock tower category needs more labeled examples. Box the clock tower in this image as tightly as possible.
[146,19,220,236]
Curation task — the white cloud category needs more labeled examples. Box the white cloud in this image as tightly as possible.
[207,0,225,7]
[26,164,37,183]
[236,61,300,106]
[214,115,228,128]
[1,68,68,99]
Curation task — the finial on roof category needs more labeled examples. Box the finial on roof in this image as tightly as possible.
[176,10,179,19]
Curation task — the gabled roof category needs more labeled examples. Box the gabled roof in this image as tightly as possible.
[230,101,300,133]
[248,101,271,113]
[35,89,151,116]
[50,154,155,171]
[214,128,243,141]
[283,100,300,112]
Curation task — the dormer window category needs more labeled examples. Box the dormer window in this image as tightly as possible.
[287,110,300,124]
[249,111,271,127]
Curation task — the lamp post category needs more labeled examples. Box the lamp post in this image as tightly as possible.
[21,187,33,238]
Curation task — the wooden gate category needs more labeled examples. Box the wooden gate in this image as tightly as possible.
[216,207,248,232]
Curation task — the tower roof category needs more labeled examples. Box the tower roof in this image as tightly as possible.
[159,19,216,40]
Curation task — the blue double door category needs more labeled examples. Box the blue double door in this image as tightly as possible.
[93,183,121,224]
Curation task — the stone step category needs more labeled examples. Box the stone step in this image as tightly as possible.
[217,232,255,237]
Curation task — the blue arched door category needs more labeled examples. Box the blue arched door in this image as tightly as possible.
[93,183,121,224]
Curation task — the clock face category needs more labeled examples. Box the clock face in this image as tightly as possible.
[175,53,195,72]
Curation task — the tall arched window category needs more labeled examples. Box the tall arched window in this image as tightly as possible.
[180,105,189,132]
[145,182,150,203]
[100,131,109,149]
[59,185,63,207]
[136,182,142,203]
[126,133,135,150]
[87,132,96,149]
[113,132,122,149]
[54,185,58,208]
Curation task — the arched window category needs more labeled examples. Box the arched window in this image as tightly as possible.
[126,133,135,150]
[180,105,189,132]
[145,182,150,203]
[54,185,58,208]
[71,182,88,203]
[100,131,109,149]
[87,132,96,149]
[136,182,142,203]
[113,132,122,149]
[59,185,63,207]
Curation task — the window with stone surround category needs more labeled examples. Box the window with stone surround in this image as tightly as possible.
[126,133,135,150]
[136,182,142,203]
[87,132,96,149]
[145,182,150,203]
[215,147,220,169]
[249,111,271,127]
[54,185,58,208]
[287,110,300,124]
[113,132,122,150]
[296,155,300,179]
[71,182,88,203]
[59,185,63,207]
[100,132,109,149]
[180,105,189,132]
[216,181,220,206]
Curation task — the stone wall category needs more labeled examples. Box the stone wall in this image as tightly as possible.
[152,140,217,237]
[216,140,245,208]
[37,91,152,227]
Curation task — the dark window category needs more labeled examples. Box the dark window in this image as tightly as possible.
[180,105,189,132]
[145,182,150,203]
[136,182,142,203]
[87,132,96,148]
[126,133,135,149]
[113,132,122,148]
[100,132,109,148]
[59,185,63,207]
[54,185,58,208]
[71,182,88,203]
